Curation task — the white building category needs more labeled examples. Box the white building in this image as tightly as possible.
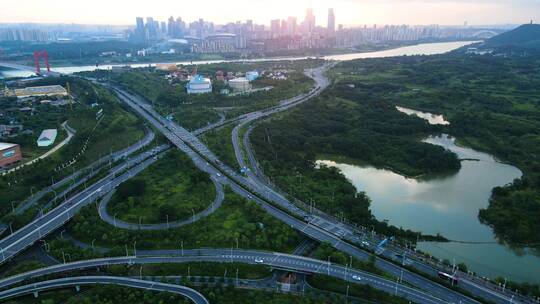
[187,75,212,94]
[228,77,252,92]
[37,129,57,147]
[246,71,260,81]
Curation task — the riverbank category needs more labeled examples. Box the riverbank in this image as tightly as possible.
[1,41,476,79]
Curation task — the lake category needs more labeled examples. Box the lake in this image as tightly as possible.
[396,106,450,125]
[0,41,476,79]
[318,133,540,284]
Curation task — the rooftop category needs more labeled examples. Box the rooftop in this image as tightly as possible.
[189,75,211,84]
[13,85,68,98]
[0,142,18,150]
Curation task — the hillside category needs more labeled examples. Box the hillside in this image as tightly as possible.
[485,23,540,49]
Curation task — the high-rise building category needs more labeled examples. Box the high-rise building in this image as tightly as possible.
[176,17,185,36]
[160,21,167,34]
[134,17,147,44]
[270,19,281,37]
[281,19,288,36]
[287,16,297,36]
[327,8,336,36]
[168,16,176,37]
[146,17,156,40]
[304,8,316,34]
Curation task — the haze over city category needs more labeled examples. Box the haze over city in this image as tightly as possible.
[1,0,540,303]
[2,0,540,26]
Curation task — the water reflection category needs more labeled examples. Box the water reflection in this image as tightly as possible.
[316,134,540,283]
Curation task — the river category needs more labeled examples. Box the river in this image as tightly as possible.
[317,108,540,284]
[0,41,475,79]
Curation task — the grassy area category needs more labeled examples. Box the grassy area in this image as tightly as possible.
[107,150,215,224]
[0,99,68,160]
[68,190,303,252]
[199,124,238,170]
[0,77,145,219]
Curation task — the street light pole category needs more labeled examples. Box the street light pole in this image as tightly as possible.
[327,256,330,275]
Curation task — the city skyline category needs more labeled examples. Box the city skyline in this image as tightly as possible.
[1,0,539,27]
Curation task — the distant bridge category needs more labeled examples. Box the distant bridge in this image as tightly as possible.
[471,30,499,39]
[0,61,61,76]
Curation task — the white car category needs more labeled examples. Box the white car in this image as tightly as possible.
[254,258,264,263]
[216,173,221,177]
[352,275,362,281]
[361,241,370,247]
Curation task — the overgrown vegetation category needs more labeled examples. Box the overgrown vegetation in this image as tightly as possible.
[111,60,317,130]
[69,190,302,252]
[8,283,393,304]
[329,54,540,245]
[200,124,238,169]
[250,70,461,240]
[0,77,144,218]
[108,150,215,223]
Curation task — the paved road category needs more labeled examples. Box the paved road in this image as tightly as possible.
[0,145,168,263]
[98,176,225,230]
[112,66,530,304]
[227,66,532,304]
[0,276,208,304]
[6,126,155,217]
[0,251,447,304]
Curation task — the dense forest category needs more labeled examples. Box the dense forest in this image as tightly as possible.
[327,53,540,245]
[250,69,461,240]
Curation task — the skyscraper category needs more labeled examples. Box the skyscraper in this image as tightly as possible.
[168,16,176,37]
[304,8,316,34]
[327,8,336,36]
[287,16,297,36]
[160,21,167,34]
[134,17,147,44]
[146,17,157,40]
[270,19,281,38]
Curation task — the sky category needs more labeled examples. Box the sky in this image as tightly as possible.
[1,0,539,27]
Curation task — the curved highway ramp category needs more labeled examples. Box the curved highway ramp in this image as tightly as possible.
[0,276,209,304]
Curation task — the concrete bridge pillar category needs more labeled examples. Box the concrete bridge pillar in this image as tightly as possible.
[33,291,39,298]
[75,285,80,292]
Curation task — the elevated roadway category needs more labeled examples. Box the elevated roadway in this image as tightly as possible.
[0,276,208,304]
[112,65,526,304]
[0,251,448,304]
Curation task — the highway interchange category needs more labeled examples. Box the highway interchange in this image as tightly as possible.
[0,61,531,303]
[0,276,208,304]
[0,250,450,304]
